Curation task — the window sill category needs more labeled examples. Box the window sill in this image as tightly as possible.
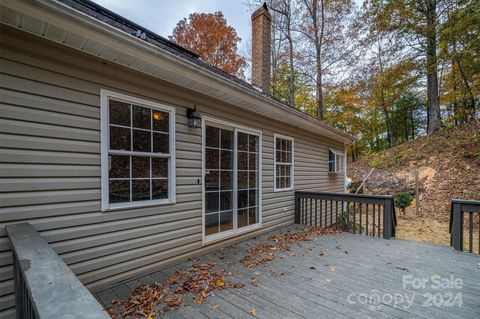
[102,199,175,212]
[273,187,294,193]
[203,223,262,246]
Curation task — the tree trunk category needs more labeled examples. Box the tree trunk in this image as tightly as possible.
[377,40,395,148]
[287,28,295,107]
[410,106,415,138]
[284,1,295,108]
[453,42,476,118]
[316,0,325,120]
[426,0,441,134]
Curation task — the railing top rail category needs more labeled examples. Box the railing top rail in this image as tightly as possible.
[5,223,110,319]
[295,191,393,200]
[451,198,480,205]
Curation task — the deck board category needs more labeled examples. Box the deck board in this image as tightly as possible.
[96,225,480,319]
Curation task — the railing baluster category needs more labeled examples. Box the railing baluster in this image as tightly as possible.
[309,198,313,226]
[301,197,304,224]
[359,203,363,234]
[365,204,369,236]
[315,199,318,227]
[372,204,376,237]
[469,212,473,253]
[378,204,381,238]
[330,200,333,227]
[353,203,356,234]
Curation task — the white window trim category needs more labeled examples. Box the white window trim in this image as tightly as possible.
[273,133,295,192]
[201,116,262,245]
[328,149,345,174]
[100,89,176,211]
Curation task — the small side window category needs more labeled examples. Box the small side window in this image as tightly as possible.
[328,149,344,173]
[274,134,294,191]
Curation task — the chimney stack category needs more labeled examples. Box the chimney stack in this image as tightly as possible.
[251,3,271,94]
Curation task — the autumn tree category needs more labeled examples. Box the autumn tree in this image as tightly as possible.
[439,0,479,124]
[363,0,447,134]
[170,12,247,77]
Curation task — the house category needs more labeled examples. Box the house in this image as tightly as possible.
[0,0,352,317]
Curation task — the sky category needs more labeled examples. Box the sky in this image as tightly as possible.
[92,0,254,58]
[92,0,364,71]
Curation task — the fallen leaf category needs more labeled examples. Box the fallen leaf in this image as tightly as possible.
[212,304,222,310]
[309,266,316,270]
[250,278,257,286]
[251,307,257,317]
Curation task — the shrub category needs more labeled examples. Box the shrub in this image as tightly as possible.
[394,191,413,217]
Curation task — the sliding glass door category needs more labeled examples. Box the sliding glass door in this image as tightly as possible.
[203,120,261,241]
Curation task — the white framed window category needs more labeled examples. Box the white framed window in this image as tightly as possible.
[100,89,176,211]
[202,117,262,244]
[328,149,345,173]
[274,134,294,192]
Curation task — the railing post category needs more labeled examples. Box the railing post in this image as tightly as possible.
[451,202,463,251]
[383,199,392,239]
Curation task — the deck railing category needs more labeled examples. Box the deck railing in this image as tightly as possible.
[295,191,397,239]
[5,223,110,319]
[449,199,480,254]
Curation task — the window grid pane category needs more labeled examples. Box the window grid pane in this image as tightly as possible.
[275,137,293,189]
[107,98,171,206]
[204,126,235,231]
[238,133,259,228]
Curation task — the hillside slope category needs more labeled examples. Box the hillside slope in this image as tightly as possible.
[349,120,480,245]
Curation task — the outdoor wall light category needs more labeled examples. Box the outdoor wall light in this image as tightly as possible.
[186,105,202,128]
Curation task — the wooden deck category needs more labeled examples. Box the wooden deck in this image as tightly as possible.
[96,225,480,319]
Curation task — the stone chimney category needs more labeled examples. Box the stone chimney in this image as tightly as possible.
[251,3,271,94]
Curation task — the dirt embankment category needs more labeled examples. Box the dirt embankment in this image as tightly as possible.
[349,121,480,245]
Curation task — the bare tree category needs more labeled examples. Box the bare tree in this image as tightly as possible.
[297,0,354,120]
[269,0,299,107]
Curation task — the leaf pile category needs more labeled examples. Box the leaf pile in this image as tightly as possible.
[240,226,340,268]
[239,243,289,268]
[107,260,244,319]
[107,226,340,318]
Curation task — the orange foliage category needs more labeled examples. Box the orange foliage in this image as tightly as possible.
[170,12,247,78]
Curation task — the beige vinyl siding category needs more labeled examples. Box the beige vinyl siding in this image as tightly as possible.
[0,26,344,318]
